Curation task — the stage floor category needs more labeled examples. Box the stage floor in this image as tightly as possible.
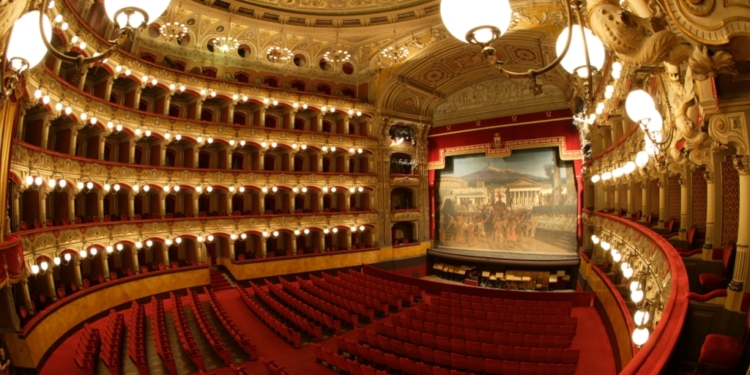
[431,246,579,261]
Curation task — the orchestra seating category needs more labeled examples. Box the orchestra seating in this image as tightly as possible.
[170,292,206,370]
[126,301,148,375]
[249,281,323,341]
[265,279,342,334]
[204,287,258,359]
[187,289,232,365]
[151,297,178,375]
[99,310,124,375]
[260,357,298,375]
[73,323,100,375]
[238,285,302,348]
[280,277,359,328]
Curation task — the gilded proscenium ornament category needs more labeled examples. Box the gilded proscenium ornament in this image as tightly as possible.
[586,0,737,75]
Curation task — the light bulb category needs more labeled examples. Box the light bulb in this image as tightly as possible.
[273,231,279,237]
[611,249,622,263]
[634,309,650,326]
[64,253,71,261]
[622,264,634,279]
[294,230,300,236]
[175,237,182,244]
[54,256,61,265]
[146,240,153,247]
[332,228,338,233]
[207,235,214,242]
[106,245,113,253]
[31,264,40,274]
[80,250,87,258]
[135,241,143,249]
[591,175,601,183]
[90,248,97,256]
[635,151,649,168]
[40,261,48,271]
[591,234,599,244]
[601,241,611,251]
[631,289,644,303]
[35,176,43,186]
[304,229,309,235]
[626,90,655,123]
[240,233,247,240]
[116,243,123,251]
[143,185,150,192]
[632,327,649,346]
[629,280,641,292]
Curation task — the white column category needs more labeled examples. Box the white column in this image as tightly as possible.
[703,171,716,259]
[727,158,750,311]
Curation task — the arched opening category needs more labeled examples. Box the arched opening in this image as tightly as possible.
[390,152,415,174]
[391,187,415,210]
[392,221,416,246]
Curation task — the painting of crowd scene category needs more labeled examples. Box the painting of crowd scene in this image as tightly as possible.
[436,148,578,255]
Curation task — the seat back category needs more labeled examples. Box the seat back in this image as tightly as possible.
[687,227,696,244]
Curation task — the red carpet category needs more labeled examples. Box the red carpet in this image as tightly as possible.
[210,272,233,292]
[40,285,616,375]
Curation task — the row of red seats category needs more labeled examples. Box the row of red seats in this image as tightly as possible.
[437,292,573,309]
[203,288,258,359]
[150,297,178,375]
[312,343,403,375]
[348,332,577,375]
[340,270,414,306]
[280,278,359,327]
[356,329,580,364]
[310,275,381,319]
[430,299,571,318]
[404,309,576,335]
[99,310,124,375]
[364,323,579,364]
[265,280,342,334]
[74,323,100,374]
[324,272,401,311]
[249,282,322,341]
[229,363,254,374]
[349,269,422,301]
[417,304,575,325]
[187,289,232,365]
[170,292,206,370]
[260,357,296,375]
[237,285,302,348]
[383,316,571,349]
[297,276,373,322]
[127,302,148,375]
[397,313,576,338]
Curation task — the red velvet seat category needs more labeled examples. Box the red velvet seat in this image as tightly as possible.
[699,244,734,292]
[695,311,749,374]
[415,362,433,375]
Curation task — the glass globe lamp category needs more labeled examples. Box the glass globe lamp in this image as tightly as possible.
[626,90,655,123]
[556,25,605,78]
[632,327,649,346]
[440,0,512,44]
[6,11,52,72]
[105,0,171,30]
[635,151,649,168]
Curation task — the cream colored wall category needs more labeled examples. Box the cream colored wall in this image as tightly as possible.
[219,242,430,280]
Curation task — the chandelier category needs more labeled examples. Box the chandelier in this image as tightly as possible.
[159,22,187,43]
[324,49,350,64]
[324,31,350,64]
[212,19,239,54]
[381,29,408,63]
[213,36,239,54]
[266,46,292,63]
[3,0,170,98]
[440,0,605,100]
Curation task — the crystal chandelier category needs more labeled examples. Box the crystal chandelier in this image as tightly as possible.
[323,31,350,64]
[159,22,187,43]
[381,29,408,62]
[267,46,292,63]
[212,19,239,54]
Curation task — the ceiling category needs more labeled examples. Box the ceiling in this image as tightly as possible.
[143,0,573,124]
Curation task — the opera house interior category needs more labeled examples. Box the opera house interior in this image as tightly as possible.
[0,0,749,374]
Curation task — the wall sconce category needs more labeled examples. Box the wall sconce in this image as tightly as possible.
[195,184,213,194]
[293,101,308,112]
[24,170,45,190]
[132,182,150,194]
[292,185,308,194]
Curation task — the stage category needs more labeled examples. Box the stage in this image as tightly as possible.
[428,246,580,267]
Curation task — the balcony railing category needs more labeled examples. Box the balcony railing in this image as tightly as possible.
[582,210,689,374]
